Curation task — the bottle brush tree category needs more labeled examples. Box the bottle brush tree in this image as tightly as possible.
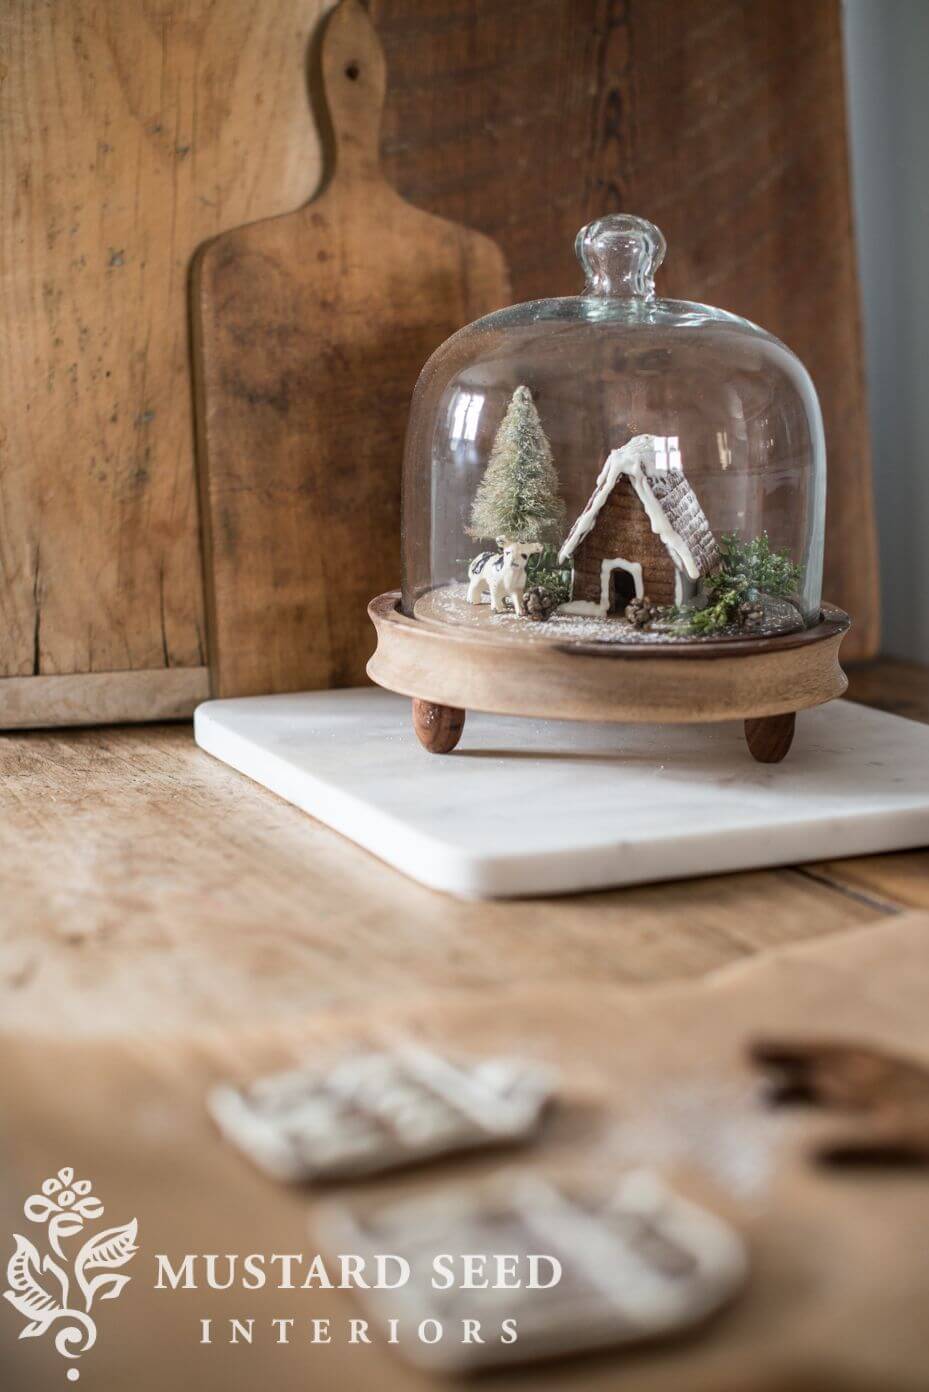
[468,385,566,544]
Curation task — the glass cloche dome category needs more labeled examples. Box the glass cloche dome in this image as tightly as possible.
[401,214,825,646]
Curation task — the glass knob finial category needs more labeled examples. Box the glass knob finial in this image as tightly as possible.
[576,214,666,300]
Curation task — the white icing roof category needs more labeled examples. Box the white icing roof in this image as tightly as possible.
[558,434,717,580]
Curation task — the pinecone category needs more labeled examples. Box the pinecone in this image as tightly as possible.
[738,600,764,629]
[625,595,659,628]
[523,585,556,621]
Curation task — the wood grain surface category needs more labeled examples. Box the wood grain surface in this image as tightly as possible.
[369,593,849,724]
[0,659,923,1039]
[373,0,878,659]
[193,0,509,698]
[0,0,331,716]
[0,0,876,731]
[744,712,797,764]
[0,665,209,729]
[0,712,884,1036]
[411,697,465,753]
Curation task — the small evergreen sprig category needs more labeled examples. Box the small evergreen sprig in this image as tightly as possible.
[666,531,802,636]
[526,546,572,606]
[666,581,745,635]
[716,531,802,598]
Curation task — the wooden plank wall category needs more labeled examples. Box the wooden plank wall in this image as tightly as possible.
[0,0,876,728]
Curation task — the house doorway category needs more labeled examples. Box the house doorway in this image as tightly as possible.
[609,567,638,612]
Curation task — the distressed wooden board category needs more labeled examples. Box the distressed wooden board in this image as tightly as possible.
[192,0,510,697]
[0,711,885,1036]
[805,854,929,915]
[0,0,330,719]
[0,666,209,729]
[5,670,925,1033]
[372,0,878,659]
[3,914,929,1390]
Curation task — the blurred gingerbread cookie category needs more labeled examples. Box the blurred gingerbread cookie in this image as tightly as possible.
[317,1168,748,1372]
[209,1045,555,1182]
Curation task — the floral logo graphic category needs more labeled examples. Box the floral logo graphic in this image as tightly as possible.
[4,1167,138,1381]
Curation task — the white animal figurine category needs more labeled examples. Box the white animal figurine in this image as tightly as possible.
[467,541,543,616]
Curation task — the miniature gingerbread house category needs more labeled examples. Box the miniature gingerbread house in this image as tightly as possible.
[558,434,720,615]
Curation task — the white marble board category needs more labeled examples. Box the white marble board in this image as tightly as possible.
[194,691,929,899]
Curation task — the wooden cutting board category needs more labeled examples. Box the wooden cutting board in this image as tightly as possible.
[191,0,509,698]
[0,0,335,728]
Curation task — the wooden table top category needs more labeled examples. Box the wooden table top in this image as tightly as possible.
[1,659,927,1392]
[1,659,926,1037]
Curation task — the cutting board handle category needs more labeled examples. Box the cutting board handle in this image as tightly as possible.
[320,0,387,184]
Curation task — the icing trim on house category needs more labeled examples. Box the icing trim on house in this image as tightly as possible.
[561,558,643,617]
[558,434,700,580]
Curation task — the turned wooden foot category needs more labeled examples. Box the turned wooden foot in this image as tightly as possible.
[744,712,796,763]
[412,699,465,754]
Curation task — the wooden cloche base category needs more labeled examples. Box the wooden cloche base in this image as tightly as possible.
[367,593,851,763]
